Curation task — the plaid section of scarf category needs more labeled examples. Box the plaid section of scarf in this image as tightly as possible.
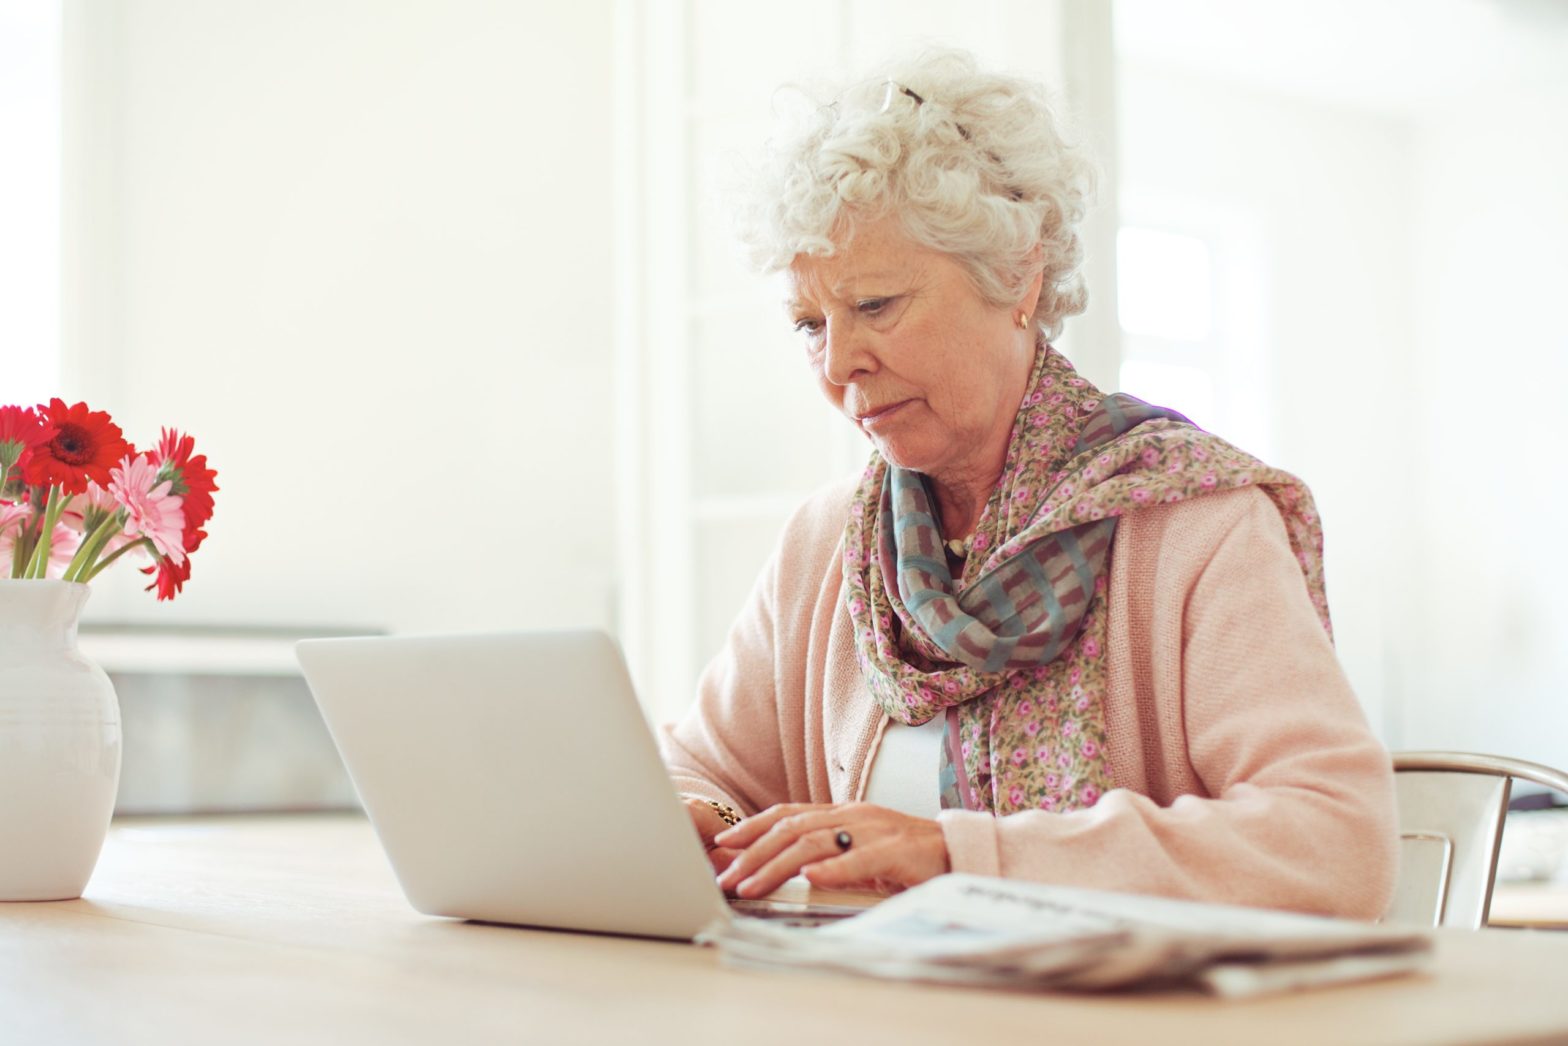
[843,344,1331,816]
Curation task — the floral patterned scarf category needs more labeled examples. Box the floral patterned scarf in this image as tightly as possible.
[843,343,1331,816]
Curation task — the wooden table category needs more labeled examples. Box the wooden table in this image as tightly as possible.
[1491,880,1568,930]
[5,815,1568,1046]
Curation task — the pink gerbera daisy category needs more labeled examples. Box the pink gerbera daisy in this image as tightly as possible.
[0,500,29,538]
[1,501,34,576]
[0,517,79,578]
[108,454,186,565]
[43,521,82,576]
[63,480,120,533]
[75,480,119,515]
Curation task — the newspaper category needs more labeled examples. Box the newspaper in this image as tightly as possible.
[702,873,1432,998]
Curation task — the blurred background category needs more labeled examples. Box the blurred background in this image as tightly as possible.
[2,0,1565,816]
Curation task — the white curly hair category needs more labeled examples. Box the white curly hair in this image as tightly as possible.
[736,48,1094,342]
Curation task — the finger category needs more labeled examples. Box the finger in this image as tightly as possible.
[681,798,729,845]
[715,809,847,891]
[713,803,821,849]
[800,845,897,892]
[706,846,743,875]
[803,827,948,894]
[732,828,847,899]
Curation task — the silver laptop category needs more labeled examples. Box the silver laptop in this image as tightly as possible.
[296,629,863,940]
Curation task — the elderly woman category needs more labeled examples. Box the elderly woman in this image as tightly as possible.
[661,50,1397,919]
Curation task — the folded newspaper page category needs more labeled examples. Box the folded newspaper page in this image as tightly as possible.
[703,873,1432,998]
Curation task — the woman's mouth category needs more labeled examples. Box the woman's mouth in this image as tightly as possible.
[855,400,912,430]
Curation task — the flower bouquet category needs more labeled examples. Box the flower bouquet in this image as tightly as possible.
[0,399,217,595]
[0,399,218,900]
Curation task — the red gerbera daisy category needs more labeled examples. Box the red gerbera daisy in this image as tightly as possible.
[142,554,192,602]
[133,428,218,600]
[22,399,134,496]
[0,405,56,486]
[150,427,218,548]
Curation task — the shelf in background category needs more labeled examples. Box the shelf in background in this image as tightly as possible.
[78,623,381,677]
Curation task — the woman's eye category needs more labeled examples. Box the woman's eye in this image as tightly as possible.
[857,297,890,314]
[793,317,823,335]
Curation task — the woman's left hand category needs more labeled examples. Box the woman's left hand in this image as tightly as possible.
[713,802,951,899]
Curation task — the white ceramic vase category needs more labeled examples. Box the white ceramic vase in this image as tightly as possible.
[0,579,122,901]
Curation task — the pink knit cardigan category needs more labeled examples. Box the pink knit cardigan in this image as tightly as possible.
[661,478,1399,919]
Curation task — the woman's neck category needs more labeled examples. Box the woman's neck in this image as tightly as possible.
[929,469,998,541]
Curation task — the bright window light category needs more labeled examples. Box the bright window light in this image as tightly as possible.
[1116,226,1213,342]
[0,0,62,404]
[1119,359,1215,429]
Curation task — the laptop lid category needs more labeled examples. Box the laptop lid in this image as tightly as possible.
[296,629,727,940]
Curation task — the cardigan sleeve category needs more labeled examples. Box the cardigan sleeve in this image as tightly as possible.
[658,548,791,816]
[938,488,1400,920]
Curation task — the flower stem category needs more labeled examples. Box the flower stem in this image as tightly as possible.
[9,493,43,578]
[83,537,153,582]
[23,486,63,579]
[63,511,126,582]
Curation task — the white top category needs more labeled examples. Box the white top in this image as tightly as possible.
[862,716,946,818]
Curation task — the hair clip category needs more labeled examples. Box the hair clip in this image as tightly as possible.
[879,79,925,113]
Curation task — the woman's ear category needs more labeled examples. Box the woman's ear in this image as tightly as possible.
[1016,246,1046,325]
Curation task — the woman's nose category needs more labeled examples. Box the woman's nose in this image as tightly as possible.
[821,316,873,385]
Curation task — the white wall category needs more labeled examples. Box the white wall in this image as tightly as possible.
[1117,7,1568,772]
[0,0,61,404]
[1118,63,1414,736]
[1399,83,1568,767]
[62,0,617,634]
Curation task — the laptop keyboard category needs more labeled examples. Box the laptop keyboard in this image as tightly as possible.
[727,897,864,927]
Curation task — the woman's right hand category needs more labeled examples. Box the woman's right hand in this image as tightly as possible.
[682,797,744,875]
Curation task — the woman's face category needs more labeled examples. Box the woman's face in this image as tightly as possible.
[785,218,1035,487]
